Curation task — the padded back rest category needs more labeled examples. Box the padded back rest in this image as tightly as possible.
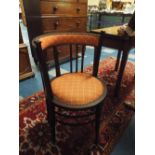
[38,33,100,50]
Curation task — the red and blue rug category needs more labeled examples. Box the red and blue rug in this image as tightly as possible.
[19,57,135,155]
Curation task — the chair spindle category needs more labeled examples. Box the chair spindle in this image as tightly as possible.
[70,44,73,73]
[53,46,61,77]
[75,45,78,72]
[81,45,85,72]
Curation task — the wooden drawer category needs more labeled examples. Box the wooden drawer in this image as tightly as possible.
[40,1,87,16]
[41,17,87,33]
[19,44,34,80]
[40,0,87,3]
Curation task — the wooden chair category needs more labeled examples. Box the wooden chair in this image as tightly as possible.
[32,32,107,152]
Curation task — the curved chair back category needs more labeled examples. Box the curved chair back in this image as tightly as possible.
[33,32,103,100]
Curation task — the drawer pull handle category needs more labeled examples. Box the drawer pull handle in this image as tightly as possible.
[76,8,80,13]
[54,21,59,29]
[53,6,58,13]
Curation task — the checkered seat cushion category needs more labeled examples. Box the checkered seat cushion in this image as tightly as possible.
[51,73,106,106]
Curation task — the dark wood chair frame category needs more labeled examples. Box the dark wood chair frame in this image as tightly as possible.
[32,32,107,150]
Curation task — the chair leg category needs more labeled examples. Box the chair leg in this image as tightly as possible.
[115,50,122,71]
[95,104,102,145]
[47,105,59,154]
[46,99,56,144]
[88,105,105,155]
[51,104,56,144]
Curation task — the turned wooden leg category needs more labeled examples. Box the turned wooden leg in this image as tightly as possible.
[46,99,56,144]
[115,49,122,71]
[114,50,129,97]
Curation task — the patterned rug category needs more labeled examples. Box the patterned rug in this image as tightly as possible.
[19,57,135,155]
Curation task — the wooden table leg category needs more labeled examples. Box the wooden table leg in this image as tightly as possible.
[115,49,122,71]
[114,49,129,97]
[97,13,102,29]
[89,13,93,31]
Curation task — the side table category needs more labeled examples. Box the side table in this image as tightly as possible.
[91,26,135,97]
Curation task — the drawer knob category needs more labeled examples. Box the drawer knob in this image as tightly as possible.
[76,21,80,27]
[54,21,59,29]
[76,8,80,13]
[53,6,58,13]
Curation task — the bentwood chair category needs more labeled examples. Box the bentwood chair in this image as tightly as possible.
[32,32,107,153]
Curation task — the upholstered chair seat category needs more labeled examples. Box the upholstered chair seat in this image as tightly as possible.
[51,72,106,108]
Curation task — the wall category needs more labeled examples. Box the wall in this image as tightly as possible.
[88,0,134,6]
[88,0,99,6]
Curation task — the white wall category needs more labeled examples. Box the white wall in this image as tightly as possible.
[88,0,99,6]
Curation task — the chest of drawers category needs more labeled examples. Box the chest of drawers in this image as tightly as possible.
[19,44,34,80]
[19,24,34,81]
[23,0,88,65]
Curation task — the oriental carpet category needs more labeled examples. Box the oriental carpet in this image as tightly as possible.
[19,57,135,155]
